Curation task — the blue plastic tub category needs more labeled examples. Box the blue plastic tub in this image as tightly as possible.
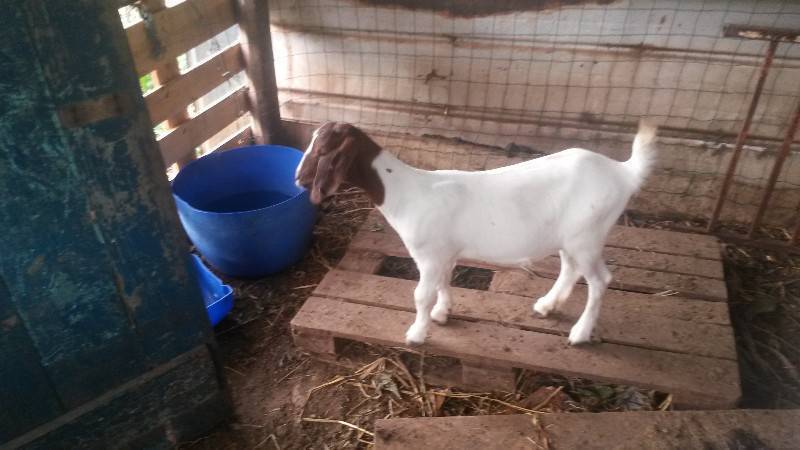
[190,254,234,326]
[172,145,316,278]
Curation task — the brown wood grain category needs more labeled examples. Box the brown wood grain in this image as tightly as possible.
[158,87,247,166]
[353,212,728,301]
[315,269,736,359]
[292,297,741,409]
[126,0,236,76]
[145,44,243,125]
[375,411,800,450]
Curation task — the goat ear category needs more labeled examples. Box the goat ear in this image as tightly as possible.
[309,135,355,204]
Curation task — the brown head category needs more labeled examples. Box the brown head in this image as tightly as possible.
[295,122,385,205]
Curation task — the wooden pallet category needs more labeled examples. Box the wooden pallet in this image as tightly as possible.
[291,211,741,409]
[374,410,800,449]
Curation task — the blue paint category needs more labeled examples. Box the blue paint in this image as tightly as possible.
[172,145,316,278]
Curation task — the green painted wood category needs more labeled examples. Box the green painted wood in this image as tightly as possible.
[1,0,221,443]
[8,346,228,450]
[0,278,64,442]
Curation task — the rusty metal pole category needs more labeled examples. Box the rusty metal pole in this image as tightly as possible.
[707,40,779,232]
[749,100,800,237]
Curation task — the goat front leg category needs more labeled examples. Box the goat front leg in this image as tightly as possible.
[534,250,581,317]
[406,261,448,346]
[568,257,611,345]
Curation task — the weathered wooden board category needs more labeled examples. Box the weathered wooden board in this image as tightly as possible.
[293,208,738,409]
[1,1,224,444]
[489,271,731,326]
[292,297,741,409]
[353,212,728,301]
[375,411,800,450]
[145,43,243,125]
[158,87,248,166]
[315,270,736,359]
[126,0,236,76]
[6,346,227,450]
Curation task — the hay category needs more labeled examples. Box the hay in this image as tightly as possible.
[301,344,665,448]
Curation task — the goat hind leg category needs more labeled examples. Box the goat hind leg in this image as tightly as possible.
[534,250,580,317]
[568,256,611,345]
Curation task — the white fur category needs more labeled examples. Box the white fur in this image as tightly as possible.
[370,122,657,346]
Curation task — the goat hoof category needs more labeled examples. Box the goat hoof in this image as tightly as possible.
[533,298,554,317]
[567,325,593,346]
[405,326,427,346]
[430,307,449,325]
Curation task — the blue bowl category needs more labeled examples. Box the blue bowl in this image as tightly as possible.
[172,145,316,277]
[190,254,234,326]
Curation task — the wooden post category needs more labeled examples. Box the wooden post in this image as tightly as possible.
[235,0,282,144]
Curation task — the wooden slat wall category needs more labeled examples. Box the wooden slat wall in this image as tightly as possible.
[145,44,243,125]
[126,0,236,76]
[159,87,248,166]
[125,0,250,166]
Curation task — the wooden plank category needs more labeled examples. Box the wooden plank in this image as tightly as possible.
[315,270,736,359]
[490,271,731,326]
[0,278,64,442]
[350,225,729,301]
[213,125,253,152]
[363,210,722,261]
[3,0,218,435]
[606,226,722,261]
[376,411,800,450]
[603,246,722,279]
[235,0,282,144]
[145,44,243,125]
[292,297,741,409]
[7,346,227,449]
[126,0,236,76]
[158,87,248,166]
[143,0,195,168]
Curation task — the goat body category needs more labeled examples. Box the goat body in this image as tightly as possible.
[296,122,657,346]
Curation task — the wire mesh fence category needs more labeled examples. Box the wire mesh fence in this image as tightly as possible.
[268,0,800,234]
[119,0,800,237]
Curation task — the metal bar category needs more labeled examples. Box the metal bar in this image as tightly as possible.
[235,0,283,144]
[707,40,779,232]
[723,24,800,43]
[749,100,800,236]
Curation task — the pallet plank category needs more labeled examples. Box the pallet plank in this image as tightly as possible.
[126,0,236,76]
[353,215,728,301]
[607,226,722,261]
[145,44,243,125]
[158,87,247,166]
[490,271,731,326]
[375,411,800,450]
[292,297,741,409]
[363,210,722,261]
[315,270,736,360]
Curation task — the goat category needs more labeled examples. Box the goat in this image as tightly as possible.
[296,121,657,346]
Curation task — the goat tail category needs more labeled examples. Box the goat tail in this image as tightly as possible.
[624,119,658,185]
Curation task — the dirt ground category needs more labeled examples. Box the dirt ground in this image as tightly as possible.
[180,190,800,449]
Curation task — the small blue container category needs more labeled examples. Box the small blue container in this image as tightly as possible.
[190,254,234,326]
[172,145,316,278]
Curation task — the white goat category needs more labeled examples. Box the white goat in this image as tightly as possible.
[296,121,657,346]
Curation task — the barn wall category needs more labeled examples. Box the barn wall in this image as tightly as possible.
[268,0,800,227]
